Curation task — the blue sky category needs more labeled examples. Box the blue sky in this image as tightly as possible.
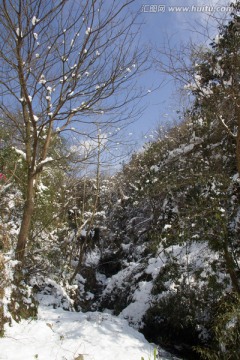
[126,0,233,143]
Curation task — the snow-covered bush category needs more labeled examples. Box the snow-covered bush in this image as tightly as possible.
[96,90,240,355]
[0,253,6,336]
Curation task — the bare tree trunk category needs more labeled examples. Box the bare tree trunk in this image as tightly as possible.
[69,241,87,284]
[0,0,146,268]
[15,174,35,263]
[237,121,240,177]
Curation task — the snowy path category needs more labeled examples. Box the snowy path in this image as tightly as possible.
[0,305,178,360]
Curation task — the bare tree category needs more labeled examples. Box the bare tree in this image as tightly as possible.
[0,0,147,264]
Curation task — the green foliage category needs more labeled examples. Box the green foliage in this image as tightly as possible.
[8,268,38,323]
[196,293,240,360]
[141,348,158,360]
[144,288,202,348]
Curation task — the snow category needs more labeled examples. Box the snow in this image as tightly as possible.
[120,281,153,328]
[37,181,48,193]
[146,257,165,279]
[12,147,26,160]
[39,75,46,85]
[214,34,223,44]
[32,16,40,26]
[150,165,159,172]
[16,28,23,37]
[159,138,202,169]
[37,157,54,168]
[85,248,101,266]
[0,303,160,360]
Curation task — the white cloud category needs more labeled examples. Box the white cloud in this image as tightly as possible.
[70,133,108,155]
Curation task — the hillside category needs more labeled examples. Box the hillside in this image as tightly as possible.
[1,108,239,358]
[1,2,240,360]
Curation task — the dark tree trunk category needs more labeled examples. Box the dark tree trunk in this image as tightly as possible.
[237,123,240,177]
[15,175,35,263]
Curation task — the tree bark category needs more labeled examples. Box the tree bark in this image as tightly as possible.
[237,121,240,177]
[15,174,35,263]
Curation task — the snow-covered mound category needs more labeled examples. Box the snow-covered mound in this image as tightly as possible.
[0,300,179,360]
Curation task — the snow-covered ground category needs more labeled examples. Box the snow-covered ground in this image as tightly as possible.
[0,300,179,360]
